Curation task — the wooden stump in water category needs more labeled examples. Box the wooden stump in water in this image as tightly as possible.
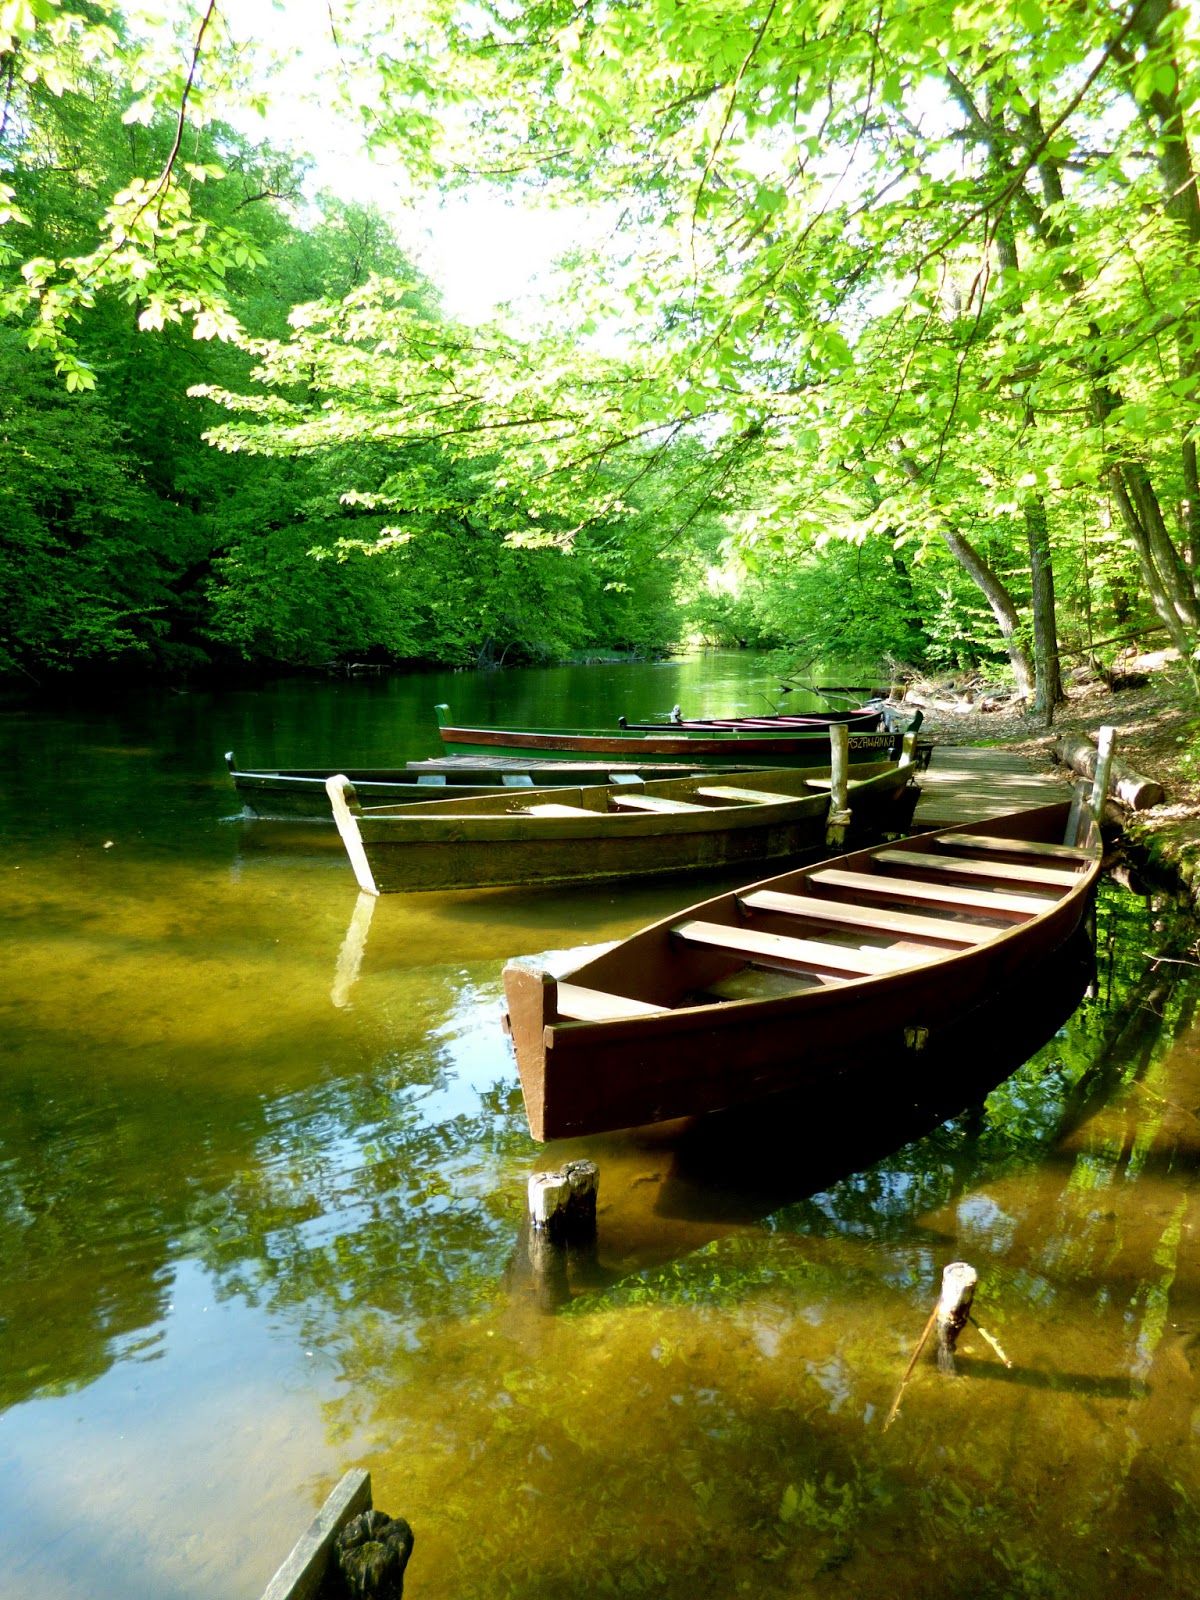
[524,1220,573,1311]
[527,1158,599,1243]
[334,1508,414,1599]
[935,1261,977,1375]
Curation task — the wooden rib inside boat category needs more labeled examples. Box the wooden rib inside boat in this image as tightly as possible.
[500,794,1104,1141]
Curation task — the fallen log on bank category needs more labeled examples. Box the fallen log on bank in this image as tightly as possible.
[1053,732,1165,811]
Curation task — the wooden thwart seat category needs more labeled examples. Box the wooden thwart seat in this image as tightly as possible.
[739,888,1001,946]
[556,983,669,1021]
[873,848,1082,889]
[695,784,791,805]
[810,867,1050,918]
[936,833,1092,862]
[672,918,934,976]
[609,793,708,813]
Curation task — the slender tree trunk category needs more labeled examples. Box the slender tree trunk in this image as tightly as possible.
[948,73,1058,711]
[896,451,1035,697]
[1092,381,1200,634]
[938,522,1035,699]
[1024,492,1063,721]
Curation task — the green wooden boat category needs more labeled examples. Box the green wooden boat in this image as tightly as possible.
[326,752,921,895]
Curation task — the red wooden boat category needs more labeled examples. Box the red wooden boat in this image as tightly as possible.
[435,704,922,767]
[502,798,1102,1141]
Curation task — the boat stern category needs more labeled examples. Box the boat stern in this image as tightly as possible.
[501,962,556,1142]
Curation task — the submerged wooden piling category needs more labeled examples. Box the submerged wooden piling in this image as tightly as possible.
[935,1261,977,1374]
[884,1259,983,1428]
[520,1159,601,1312]
[527,1159,599,1243]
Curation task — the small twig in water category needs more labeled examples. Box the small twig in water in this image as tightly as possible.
[883,1303,939,1432]
[968,1314,1013,1369]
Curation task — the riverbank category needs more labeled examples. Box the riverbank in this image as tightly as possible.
[906,652,1200,899]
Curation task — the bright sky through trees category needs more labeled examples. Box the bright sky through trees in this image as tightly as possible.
[222,0,583,322]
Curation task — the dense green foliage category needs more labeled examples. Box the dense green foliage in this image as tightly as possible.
[0,11,712,680]
[2,0,1198,695]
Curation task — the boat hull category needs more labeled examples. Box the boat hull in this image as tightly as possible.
[502,801,1100,1140]
[328,763,920,894]
[436,726,909,765]
[226,755,746,818]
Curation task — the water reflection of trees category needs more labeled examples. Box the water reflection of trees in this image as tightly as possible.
[187,968,534,1326]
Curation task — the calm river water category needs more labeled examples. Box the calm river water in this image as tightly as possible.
[2,654,1200,1599]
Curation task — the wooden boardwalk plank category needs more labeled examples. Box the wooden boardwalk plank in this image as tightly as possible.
[914,745,1069,827]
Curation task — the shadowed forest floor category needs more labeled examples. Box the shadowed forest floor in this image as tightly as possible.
[909,651,1200,830]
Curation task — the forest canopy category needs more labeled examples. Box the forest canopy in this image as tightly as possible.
[1,0,1198,700]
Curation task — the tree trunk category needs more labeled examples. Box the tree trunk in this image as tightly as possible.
[949,76,1057,712]
[896,450,1035,697]
[1024,92,1200,659]
[1127,0,1200,577]
[1025,492,1063,720]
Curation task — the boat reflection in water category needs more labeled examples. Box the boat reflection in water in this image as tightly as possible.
[505,925,1097,1313]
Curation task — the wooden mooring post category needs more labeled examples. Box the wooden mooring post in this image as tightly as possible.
[935,1261,977,1374]
[527,1158,599,1243]
[884,1260,1004,1429]
[1089,724,1117,819]
[824,723,851,846]
[518,1159,601,1311]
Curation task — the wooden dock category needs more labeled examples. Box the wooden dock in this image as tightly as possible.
[914,745,1069,828]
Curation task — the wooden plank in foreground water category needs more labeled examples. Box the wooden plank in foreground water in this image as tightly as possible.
[259,1468,372,1600]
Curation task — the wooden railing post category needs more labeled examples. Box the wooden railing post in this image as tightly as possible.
[1089,724,1116,817]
